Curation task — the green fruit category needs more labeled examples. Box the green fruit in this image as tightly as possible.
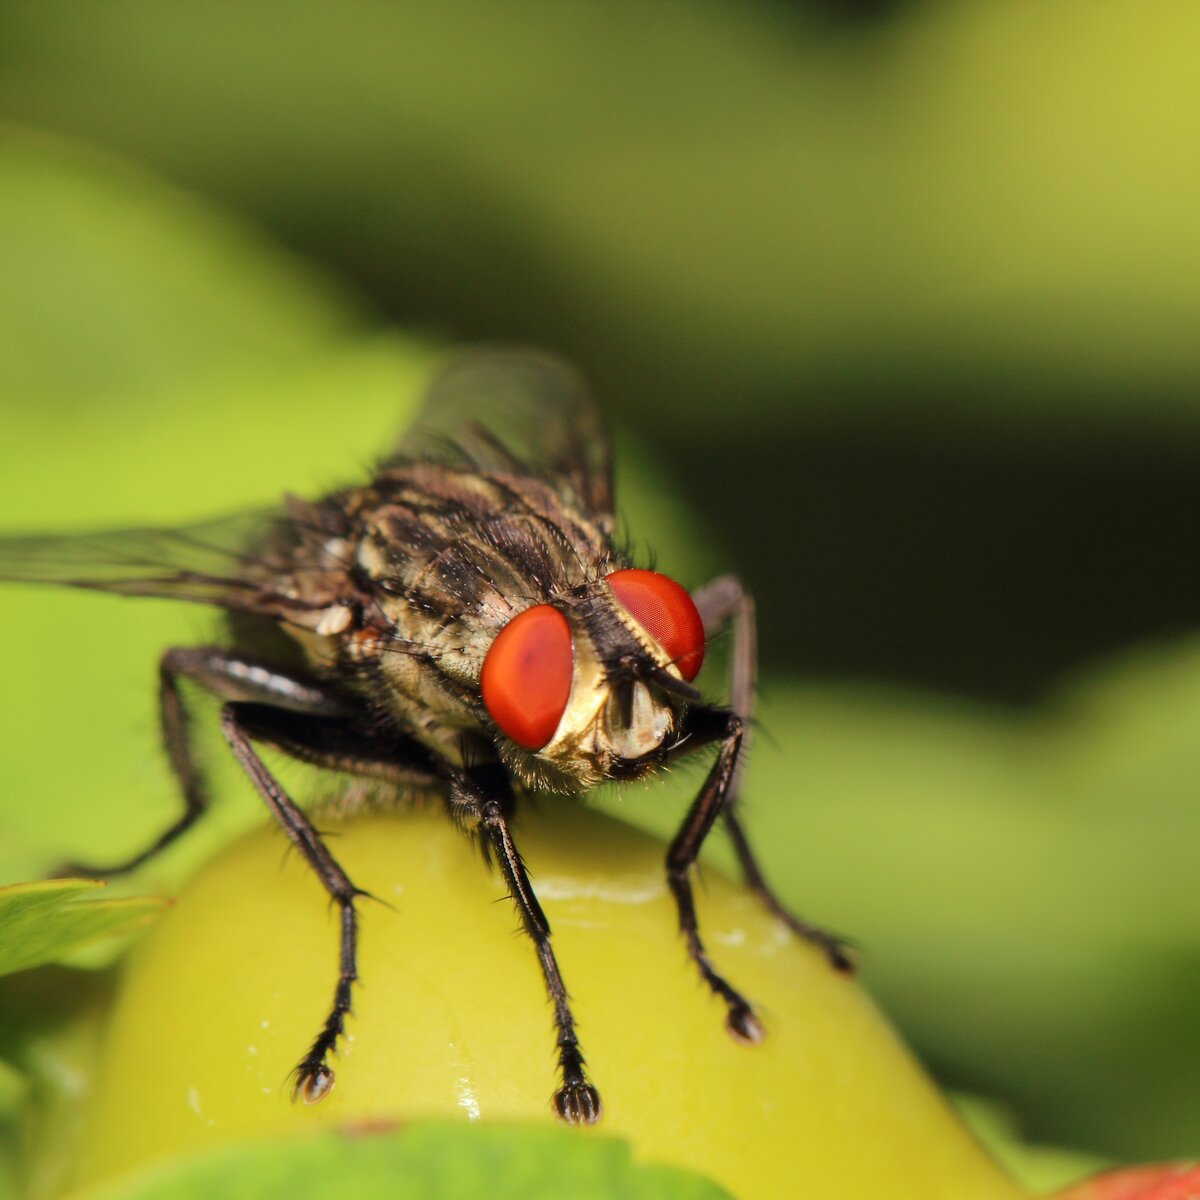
[69,804,1027,1200]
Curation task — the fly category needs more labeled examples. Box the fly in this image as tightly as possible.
[0,349,852,1123]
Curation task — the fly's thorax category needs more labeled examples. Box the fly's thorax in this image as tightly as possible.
[330,471,694,787]
[350,510,510,715]
[371,601,491,742]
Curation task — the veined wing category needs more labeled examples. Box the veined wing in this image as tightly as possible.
[0,505,343,621]
[386,348,614,521]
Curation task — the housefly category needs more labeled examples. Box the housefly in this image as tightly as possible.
[0,350,851,1123]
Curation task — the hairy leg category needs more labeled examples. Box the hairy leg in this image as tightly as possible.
[691,576,853,972]
[445,763,601,1125]
[60,646,350,877]
[663,704,764,1041]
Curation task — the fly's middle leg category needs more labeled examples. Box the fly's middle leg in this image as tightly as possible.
[55,646,351,879]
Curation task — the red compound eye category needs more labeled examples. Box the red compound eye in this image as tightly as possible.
[481,604,574,750]
[607,568,705,681]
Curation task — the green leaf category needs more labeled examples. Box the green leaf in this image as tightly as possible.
[0,123,365,407]
[5,3,1200,426]
[0,880,164,977]
[0,1056,30,1198]
[68,1124,732,1200]
[953,1094,1106,1194]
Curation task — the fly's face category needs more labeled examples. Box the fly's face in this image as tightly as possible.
[480,568,706,788]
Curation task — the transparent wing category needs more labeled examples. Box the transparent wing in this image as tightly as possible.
[0,506,332,619]
[387,348,614,518]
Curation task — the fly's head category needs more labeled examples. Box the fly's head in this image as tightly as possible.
[480,569,706,791]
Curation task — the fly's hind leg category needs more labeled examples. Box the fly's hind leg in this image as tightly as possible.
[690,576,854,973]
[59,646,351,878]
[445,762,601,1125]
[723,813,853,973]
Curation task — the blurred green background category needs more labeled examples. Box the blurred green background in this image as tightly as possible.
[2,0,1200,1188]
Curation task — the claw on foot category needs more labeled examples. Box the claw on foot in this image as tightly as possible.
[824,939,857,975]
[49,861,104,881]
[293,1062,335,1105]
[554,1080,603,1125]
[786,920,857,975]
[727,1003,765,1045]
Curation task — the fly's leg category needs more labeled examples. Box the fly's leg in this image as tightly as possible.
[724,813,853,973]
[59,646,350,878]
[63,643,437,1102]
[691,575,853,973]
[229,703,438,793]
[664,704,764,1042]
[219,702,373,1105]
[446,763,601,1125]
[217,701,438,1102]
[690,576,757,781]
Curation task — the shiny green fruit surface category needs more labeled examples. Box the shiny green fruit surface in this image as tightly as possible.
[70,803,1026,1200]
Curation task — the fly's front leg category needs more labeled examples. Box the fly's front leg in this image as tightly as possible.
[445,764,601,1125]
[665,704,763,1042]
[60,646,349,878]
[691,575,853,973]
